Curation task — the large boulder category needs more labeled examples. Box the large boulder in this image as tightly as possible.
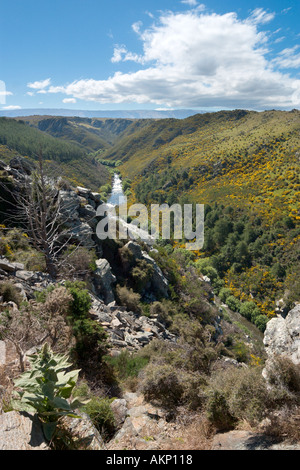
[93,259,116,304]
[0,412,49,450]
[263,304,300,365]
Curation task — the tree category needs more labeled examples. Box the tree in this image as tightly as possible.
[0,154,84,278]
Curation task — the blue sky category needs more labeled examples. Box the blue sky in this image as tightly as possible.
[0,0,299,111]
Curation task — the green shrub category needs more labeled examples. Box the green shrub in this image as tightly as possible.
[265,356,300,400]
[105,350,149,380]
[254,315,269,332]
[226,295,241,312]
[82,397,115,439]
[131,259,154,292]
[239,301,261,321]
[206,367,270,429]
[206,390,236,431]
[139,362,206,410]
[219,288,232,303]
[0,281,23,306]
[116,285,142,313]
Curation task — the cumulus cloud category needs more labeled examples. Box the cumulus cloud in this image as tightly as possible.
[27,78,51,90]
[47,9,300,109]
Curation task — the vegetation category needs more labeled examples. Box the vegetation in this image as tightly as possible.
[10,343,85,441]
[0,109,299,449]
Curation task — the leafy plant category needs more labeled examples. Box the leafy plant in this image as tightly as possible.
[11,343,87,441]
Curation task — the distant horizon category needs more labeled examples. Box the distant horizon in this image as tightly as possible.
[0,107,299,121]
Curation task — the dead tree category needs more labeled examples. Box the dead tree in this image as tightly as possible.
[0,154,89,279]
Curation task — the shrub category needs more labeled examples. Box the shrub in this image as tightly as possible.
[0,281,23,306]
[219,288,232,303]
[226,295,241,312]
[60,247,97,280]
[265,356,300,400]
[239,301,261,321]
[206,367,270,430]
[139,363,186,409]
[105,350,149,381]
[64,281,107,361]
[254,315,269,332]
[116,285,142,313]
[131,259,154,292]
[82,397,115,439]
[206,390,235,431]
[139,362,207,410]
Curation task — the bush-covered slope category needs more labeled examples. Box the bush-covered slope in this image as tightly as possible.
[0,118,110,190]
[22,116,153,153]
[101,109,300,324]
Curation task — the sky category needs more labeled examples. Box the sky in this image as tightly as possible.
[0,0,300,111]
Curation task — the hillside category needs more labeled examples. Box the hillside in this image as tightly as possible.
[17,116,156,154]
[0,117,110,190]
[100,109,300,325]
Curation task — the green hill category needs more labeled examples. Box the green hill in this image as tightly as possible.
[0,117,110,190]
[99,109,300,323]
[22,116,153,154]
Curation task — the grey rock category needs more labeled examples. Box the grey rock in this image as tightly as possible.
[68,222,94,246]
[110,399,128,429]
[211,430,300,450]
[263,304,300,365]
[0,258,16,272]
[9,156,35,175]
[0,412,49,450]
[63,411,106,450]
[142,251,169,297]
[93,259,116,304]
[76,186,92,197]
[125,241,143,260]
[15,270,36,281]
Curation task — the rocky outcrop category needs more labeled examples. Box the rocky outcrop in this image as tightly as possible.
[263,304,300,365]
[0,412,49,450]
[62,412,106,450]
[93,259,116,304]
[90,295,176,352]
[124,241,169,298]
[211,430,300,451]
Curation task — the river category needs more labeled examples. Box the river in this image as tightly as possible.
[107,173,154,245]
[107,173,127,207]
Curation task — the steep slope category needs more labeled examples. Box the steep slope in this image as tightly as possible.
[100,109,300,324]
[21,116,153,153]
[0,118,110,190]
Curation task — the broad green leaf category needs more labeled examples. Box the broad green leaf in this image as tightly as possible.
[42,421,57,441]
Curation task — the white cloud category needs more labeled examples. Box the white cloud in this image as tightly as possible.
[181,0,198,6]
[47,9,300,109]
[2,105,22,110]
[62,98,77,104]
[27,78,51,90]
[247,8,275,25]
[272,46,300,69]
[26,91,35,96]
[111,45,144,64]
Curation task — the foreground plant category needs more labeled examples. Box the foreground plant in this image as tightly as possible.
[11,343,88,441]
